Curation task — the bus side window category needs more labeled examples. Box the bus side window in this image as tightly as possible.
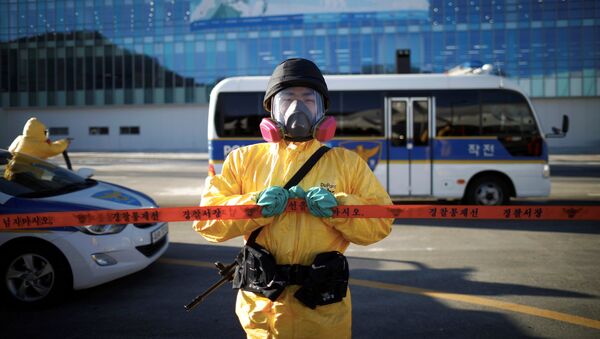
[329,91,384,137]
[435,90,480,137]
[481,90,541,156]
[481,90,520,135]
[437,122,453,136]
[413,100,429,146]
[216,92,266,138]
[391,100,407,146]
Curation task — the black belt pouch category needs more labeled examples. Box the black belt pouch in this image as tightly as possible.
[294,251,349,309]
[232,244,287,301]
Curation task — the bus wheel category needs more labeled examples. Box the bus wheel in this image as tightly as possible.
[464,175,509,205]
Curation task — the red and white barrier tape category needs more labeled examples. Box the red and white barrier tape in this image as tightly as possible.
[1,200,599,230]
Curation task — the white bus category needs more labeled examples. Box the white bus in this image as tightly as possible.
[207,74,568,205]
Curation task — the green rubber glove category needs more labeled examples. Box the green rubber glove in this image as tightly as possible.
[288,185,306,199]
[257,186,290,217]
[305,187,338,217]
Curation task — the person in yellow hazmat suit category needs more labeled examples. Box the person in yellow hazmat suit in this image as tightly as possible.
[8,117,70,159]
[193,58,393,338]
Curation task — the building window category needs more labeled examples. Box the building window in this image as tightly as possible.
[89,127,109,135]
[120,126,140,135]
[48,127,69,136]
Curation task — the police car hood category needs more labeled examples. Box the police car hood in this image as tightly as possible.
[37,181,158,210]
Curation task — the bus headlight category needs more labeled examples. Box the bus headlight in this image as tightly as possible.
[78,224,128,235]
[543,164,550,178]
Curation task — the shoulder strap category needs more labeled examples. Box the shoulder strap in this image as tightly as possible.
[248,145,331,245]
[283,146,330,190]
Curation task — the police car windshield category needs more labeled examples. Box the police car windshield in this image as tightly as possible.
[0,151,96,198]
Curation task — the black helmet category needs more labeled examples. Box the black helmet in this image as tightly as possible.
[263,58,329,112]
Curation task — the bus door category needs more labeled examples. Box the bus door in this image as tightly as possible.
[387,97,432,196]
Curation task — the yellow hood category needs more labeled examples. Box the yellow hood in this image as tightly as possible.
[22,118,47,141]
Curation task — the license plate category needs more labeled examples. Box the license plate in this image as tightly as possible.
[151,224,168,243]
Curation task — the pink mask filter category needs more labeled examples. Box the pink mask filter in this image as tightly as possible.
[313,116,336,142]
[260,118,284,143]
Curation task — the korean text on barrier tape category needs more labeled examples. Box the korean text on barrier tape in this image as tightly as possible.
[1,200,600,230]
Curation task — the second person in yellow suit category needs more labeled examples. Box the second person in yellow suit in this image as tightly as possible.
[194,58,393,338]
[8,117,70,159]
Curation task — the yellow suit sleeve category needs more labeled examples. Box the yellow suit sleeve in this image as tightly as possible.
[12,138,68,159]
[41,139,69,159]
[8,136,23,153]
[193,148,273,243]
[325,153,393,245]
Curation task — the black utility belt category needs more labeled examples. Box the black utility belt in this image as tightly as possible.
[232,244,349,309]
[276,264,311,285]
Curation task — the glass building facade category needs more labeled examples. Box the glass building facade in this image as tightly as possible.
[1,0,599,109]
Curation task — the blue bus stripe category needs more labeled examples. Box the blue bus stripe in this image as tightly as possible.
[210,138,548,162]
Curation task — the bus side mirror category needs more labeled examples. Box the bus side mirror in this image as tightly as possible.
[562,115,569,134]
[546,115,569,138]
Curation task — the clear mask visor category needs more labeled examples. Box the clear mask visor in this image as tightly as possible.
[271,87,325,125]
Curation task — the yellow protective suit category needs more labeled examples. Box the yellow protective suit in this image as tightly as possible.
[8,118,69,159]
[194,139,393,339]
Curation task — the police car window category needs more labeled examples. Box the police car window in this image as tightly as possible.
[1,152,94,198]
[216,92,268,137]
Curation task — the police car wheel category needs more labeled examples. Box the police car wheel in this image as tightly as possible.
[464,175,509,206]
[0,241,71,308]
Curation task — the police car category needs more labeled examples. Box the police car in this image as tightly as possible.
[0,149,169,307]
